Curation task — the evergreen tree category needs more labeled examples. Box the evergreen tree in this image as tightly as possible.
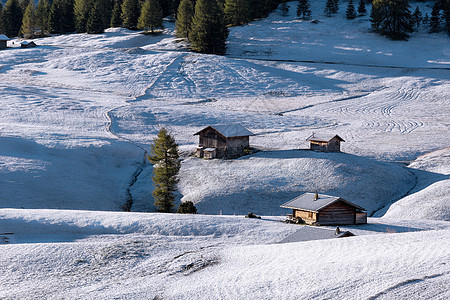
[324,0,336,17]
[371,0,413,39]
[224,0,251,26]
[0,3,3,35]
[422,12,429,27]
[110,0,123,27]
[48,0,61,33]
[138,0,163,33]
[412,6,422,30]
[36,0,50,36]
[177,201,197,214]
[74,0,94,32]
[357,0,366,15]
[429,1,441,32]
[61,0,76,32]
[346,0,356,19]
[280,0,289,16]
[2,0,23,37]
[121,0,140,29]
[97,0,113,29]
[297,0,311,20]
[175,0,194,38]
[149,128,180,213]
[48,0,75,34]
[333,0,339,14]
[189,0,229,55]
[86,1,104,33]
[21,2,36,38]
[445,0,450,35]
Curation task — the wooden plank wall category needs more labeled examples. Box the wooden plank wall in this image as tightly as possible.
[317,201,355,225]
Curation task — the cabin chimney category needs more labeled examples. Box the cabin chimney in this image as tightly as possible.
[314,191,319,201]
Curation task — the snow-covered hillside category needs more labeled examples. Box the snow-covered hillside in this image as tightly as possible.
[0,0,449,298]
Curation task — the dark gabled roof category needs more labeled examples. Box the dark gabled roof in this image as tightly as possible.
[306,134,345,143]
[280,192,365,212]
[194,124,254,138]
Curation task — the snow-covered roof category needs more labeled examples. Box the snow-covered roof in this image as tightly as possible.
[280,192,365,212]
[194,124,254,138]
[203,148,216,152]
[0,34,10,41]
[306,134,345,142]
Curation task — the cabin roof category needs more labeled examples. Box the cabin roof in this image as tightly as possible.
[20,41,35,45]
[194,124,254,138]
[306,134,345,143]
[0,35,10,41]
[280,192,365,212]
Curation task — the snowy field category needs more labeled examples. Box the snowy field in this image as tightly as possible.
[1,1,449,298]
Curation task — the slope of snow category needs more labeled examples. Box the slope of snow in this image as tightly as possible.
[1,209,449,299]
[383,148,450,221]
[178,150,414,215]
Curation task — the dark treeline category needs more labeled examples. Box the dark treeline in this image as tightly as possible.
[0,0,447,53]
[0,0,283,54]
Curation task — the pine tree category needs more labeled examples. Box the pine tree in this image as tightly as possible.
[412,6,422,31]
[2,0,23,37]
[429,1,441,33]
[333,0,339,14]
[121,0,140,29]
[61,0,76,32]
[86,1,104,33]
[297,0,311,20]
[36,0,50,36]
[357,0,366,16]
[324,0,334,17]
[110,0,123,27]
[97,0,113,29]
[371,0,413,39]
[224,0,251,26]
[280,0,289,16]
[21,2,36,38]
[0,3,4,35]
[177,201,197,213]
[74,0,94,32]
[189,0,229,55]
[138,0,163,33]
[346,0,356,19]
[422,12,429,28]
[445,0,450,35]
[175,0,194,38]
[149,128,180,213]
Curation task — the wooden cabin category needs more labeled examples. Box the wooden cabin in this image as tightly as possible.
[20,41,36,48]
[281,192,367,225]
[306,134,345,152]
[194,124,254,159]
[0,35,9,50]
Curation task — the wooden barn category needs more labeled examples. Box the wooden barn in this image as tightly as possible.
[194,124,254,159]
[0,35,10,50]
[20,41,36,48]
[281,192,367,225]
[306,134,345,152]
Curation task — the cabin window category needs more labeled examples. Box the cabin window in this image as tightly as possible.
[308,212,313,218]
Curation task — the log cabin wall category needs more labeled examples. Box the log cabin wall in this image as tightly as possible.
[317,200,356,225]
[294,209,317,224]
[310,141,327,152]
[198,128,227,149]
[225,136,249,158]
[326,137,341,152]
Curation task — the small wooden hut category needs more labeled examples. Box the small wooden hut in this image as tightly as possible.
[20,41,36,48]
[281,192,367,225]
[0,35,10,50]
[306,133,345,152]
[194,124,254,159]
